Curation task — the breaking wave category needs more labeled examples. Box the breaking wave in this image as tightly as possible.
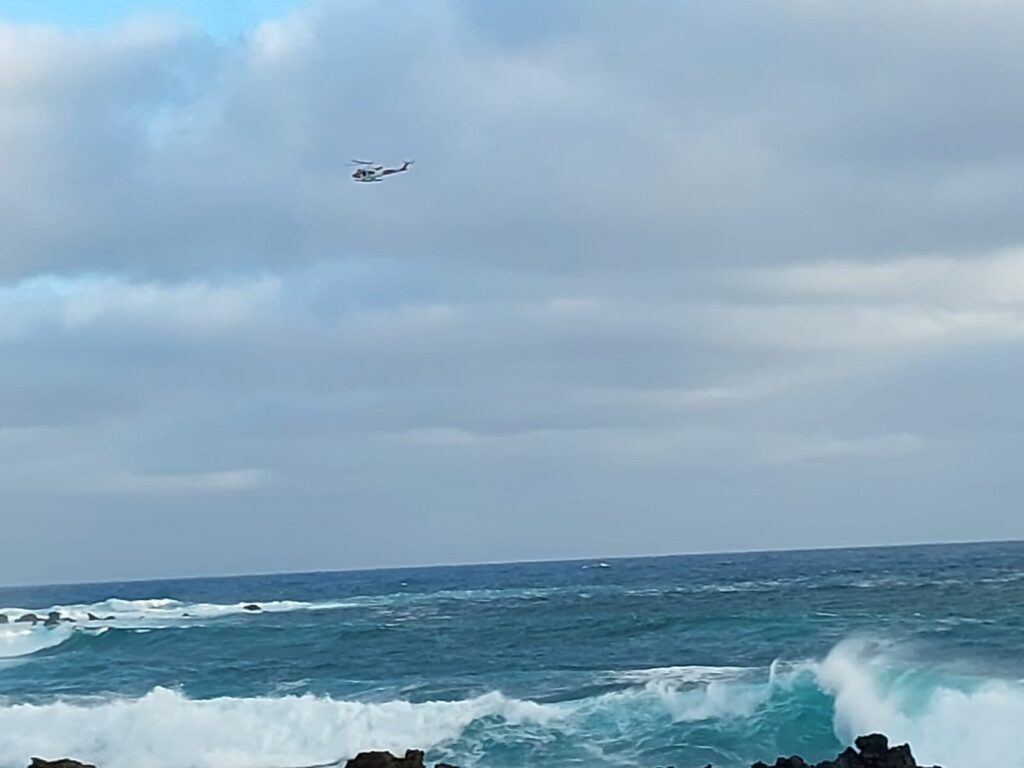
[818,639,1024,768]
[0,688,563,768]
[2,641,1022,768]
[0,598,356,628]
[0,625,78,660]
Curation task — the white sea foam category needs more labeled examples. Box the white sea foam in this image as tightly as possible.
[0,597,362,659]
[647,676,772,722]
[818,638,1024,768]
[0,687,565,768]
[0,598,357,629]
[595,642,1024,768]
[2,644,1023,768]
[606,664,752,686]
[0,586,580,631]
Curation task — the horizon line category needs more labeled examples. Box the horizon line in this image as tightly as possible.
[3,535,1022,592]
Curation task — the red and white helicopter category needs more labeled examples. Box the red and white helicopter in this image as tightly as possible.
[351,159,414,183]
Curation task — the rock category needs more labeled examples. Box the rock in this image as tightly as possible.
[242,604,262,612]
[0,613,8,624]
[744,734,941,768]
[29,759,96,768]
[345,750,426,768]
[87,613,114,621]
[886,745,917,768]
[855,734,889,758]
[15,613,40,624]
[43,611,63,627]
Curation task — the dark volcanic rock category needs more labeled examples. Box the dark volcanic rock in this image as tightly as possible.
[345,750,426,768]
[86,613,114,621]
[749,734,940,768]
[42,611,75,626]
[0,613,8,624]
[243,604,262,612]
[15,613,40,624]
[856,734,890,758]
[23,733,931,768]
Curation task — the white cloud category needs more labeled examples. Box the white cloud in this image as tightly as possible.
[699,303,1024,351]
[94,468,277,493]
[744,250,1024,306]
[382,425,928,467]
[0,274,283,339]
[577,386,757,410]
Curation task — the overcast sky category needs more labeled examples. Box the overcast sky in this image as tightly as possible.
[2,0,1023,585]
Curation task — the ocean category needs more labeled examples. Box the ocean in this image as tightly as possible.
[1,541,1023,768]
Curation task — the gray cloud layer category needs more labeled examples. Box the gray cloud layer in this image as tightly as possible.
[2,1,1023,584]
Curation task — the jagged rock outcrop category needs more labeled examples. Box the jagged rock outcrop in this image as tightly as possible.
[345,750,427,768]
[29,759,96,768]
[750,734,940,768]
[20,733,937,768]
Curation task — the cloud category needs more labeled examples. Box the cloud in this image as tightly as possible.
[5,0,1024,280]
[93,468,277,493]
[384,425,927,467]
[2,0,1024,581]
[743,250,1024,307]
[0,274,282,339]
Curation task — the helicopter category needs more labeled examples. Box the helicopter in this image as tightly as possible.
[351,159,414,183]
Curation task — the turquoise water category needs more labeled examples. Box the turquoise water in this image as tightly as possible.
[1,542,1023,768]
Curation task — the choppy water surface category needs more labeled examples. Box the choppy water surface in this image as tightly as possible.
[2,542,1023,768]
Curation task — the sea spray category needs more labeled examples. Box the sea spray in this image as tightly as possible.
[2,543,1023,767]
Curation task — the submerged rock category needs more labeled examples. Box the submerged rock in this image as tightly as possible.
[86,613,114,622]
[29,759,97,768]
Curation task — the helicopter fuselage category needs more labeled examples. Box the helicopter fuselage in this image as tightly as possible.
[352,166,385,182]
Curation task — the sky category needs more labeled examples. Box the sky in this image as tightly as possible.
[1,0,1023,585]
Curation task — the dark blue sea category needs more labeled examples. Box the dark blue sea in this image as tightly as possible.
[2,542,1023,768]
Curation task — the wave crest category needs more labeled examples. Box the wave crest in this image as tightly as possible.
[0,625,76,660]
[819,638,1024,768]
[0,687,564,768]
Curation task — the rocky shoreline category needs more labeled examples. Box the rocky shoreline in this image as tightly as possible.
[27,734,941,768]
